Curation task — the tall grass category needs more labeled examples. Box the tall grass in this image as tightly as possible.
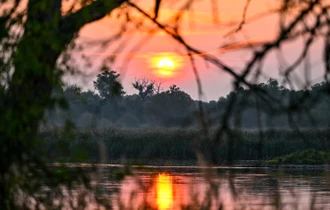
[39,128,330,164]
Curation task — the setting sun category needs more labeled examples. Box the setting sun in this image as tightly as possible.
[157,58,175,69]
[149,52,183,78]
[157,57,175,76]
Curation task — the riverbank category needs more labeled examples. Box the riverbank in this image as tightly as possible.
[52,161,330,171]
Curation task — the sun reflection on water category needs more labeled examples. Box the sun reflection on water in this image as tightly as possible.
[113,169,330,210]
[156,174,174,210]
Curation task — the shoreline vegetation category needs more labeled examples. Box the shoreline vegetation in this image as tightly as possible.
[266,149,330,165]
[40,128,330,165]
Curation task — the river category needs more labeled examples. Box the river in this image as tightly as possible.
[79,164,330,209]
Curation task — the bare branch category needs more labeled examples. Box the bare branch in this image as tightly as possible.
[60,0,127,36]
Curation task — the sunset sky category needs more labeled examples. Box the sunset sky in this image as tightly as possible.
[68,0,325,100]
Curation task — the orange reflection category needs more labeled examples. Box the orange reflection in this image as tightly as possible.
[156,174,173,210]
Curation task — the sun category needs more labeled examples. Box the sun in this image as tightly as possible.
[148,52,183,78]
[157,57,175,76]
[157,58,175,69]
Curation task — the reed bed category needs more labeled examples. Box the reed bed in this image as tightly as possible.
[39,128,330,163]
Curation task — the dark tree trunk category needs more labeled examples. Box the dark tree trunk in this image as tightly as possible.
[0,1,127,207]
[0,1,65,206]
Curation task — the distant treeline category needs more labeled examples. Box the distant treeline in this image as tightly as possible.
[45,70,330,128]
[40,128,330,163]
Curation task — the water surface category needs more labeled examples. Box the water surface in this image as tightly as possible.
[86,165,330,209]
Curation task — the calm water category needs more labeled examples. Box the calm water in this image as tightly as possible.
[84,165,330,209]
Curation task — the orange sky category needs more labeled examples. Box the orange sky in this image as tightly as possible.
[67,0,325,100]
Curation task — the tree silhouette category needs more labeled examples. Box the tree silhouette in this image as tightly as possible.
[145,85,194,126]
[132,78,156,101]
[167,84,181,94]
[94,69,125,100]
